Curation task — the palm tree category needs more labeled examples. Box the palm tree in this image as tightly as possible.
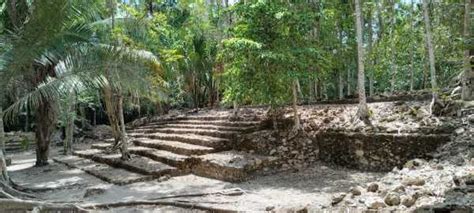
[0,0,164,166]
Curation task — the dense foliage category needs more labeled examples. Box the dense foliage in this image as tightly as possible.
[0,0,471,164]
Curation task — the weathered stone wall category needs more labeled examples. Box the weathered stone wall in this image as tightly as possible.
[237,130,451,172]
[315,132,450,171]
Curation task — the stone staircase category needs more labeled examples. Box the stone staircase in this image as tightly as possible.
[54,112,275,185]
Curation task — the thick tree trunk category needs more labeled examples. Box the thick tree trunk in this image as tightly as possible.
[117,94,130,161]
[103,86,121,147]
[422,0,437,91]
[355,0,371,125]
[462,0,473,101]
[292,80,300,130]
[34,100,56,167]
[102,86,130,160]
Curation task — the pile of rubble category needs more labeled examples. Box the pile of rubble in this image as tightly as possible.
[331,112,473,212]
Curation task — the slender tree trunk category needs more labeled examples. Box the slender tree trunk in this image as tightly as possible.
[34,100,56,167]
[347,69,352,97]
[422,0,437,91]
[355,0,371,124]
[368,8,374,97]
[314,79,319,100]
[390,0,397,94]
[292,80,300,129]
[410,0,416,91]
[339,71,344,100]
[296,79,303,101]
[63,93,75,155]
[24,106,29,132]
[232,101,238,117]
[462,0,472,101]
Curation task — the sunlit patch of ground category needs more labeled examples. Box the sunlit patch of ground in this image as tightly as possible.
[7,147,382,211]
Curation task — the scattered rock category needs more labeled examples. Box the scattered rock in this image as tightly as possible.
[265,206,275,211]
[402,176,426,186]
[350,186,363,196]
[392,185,405,193]
[403,159,425,169]
[384,192,401,206]
[367,182,379,192]
[365,197,386,209]
[83,186,107,198]
[455,127,465,135]
[331,193,346,205]
[401,195,416,207]
[158,175,171,182]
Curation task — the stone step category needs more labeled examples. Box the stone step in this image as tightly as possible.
[128,132,230,149]
[137,123,255,132]
[128,147,190,169]
[73,150,179,177]
[132,138,216,155]
[188,151,277,182]
[130,128,239,139]
[53,155,154,185]
[151,119,259,128]
[91,143,112,150]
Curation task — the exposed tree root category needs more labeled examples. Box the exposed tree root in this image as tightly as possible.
[148,188,244,200]
[82,188,244,211]
[83,200,237,212]
[11,180,83,193]
[0,199,88,212]
[0,180,36,199]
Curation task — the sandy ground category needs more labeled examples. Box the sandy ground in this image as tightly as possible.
[7,147,382,212]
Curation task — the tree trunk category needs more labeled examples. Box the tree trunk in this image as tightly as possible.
[347,69,352,97]
[368,8,374,97]
[63,93,75,155]
[422,0,437,91]
[0,108,5,154]
[355,0,371,125]
[410,0,416,91]
[390,0,397,94]
[296,79,303,101]
[34,100,56,167]
[339,71,344,100]
[102,85,130,160]
[103,85,121,147]
[24,106,29,132]
[462,0,472,101]
[117,94,130,161]
[292,80,301,130]
[232,101,238,117]
[314,79,319,100]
